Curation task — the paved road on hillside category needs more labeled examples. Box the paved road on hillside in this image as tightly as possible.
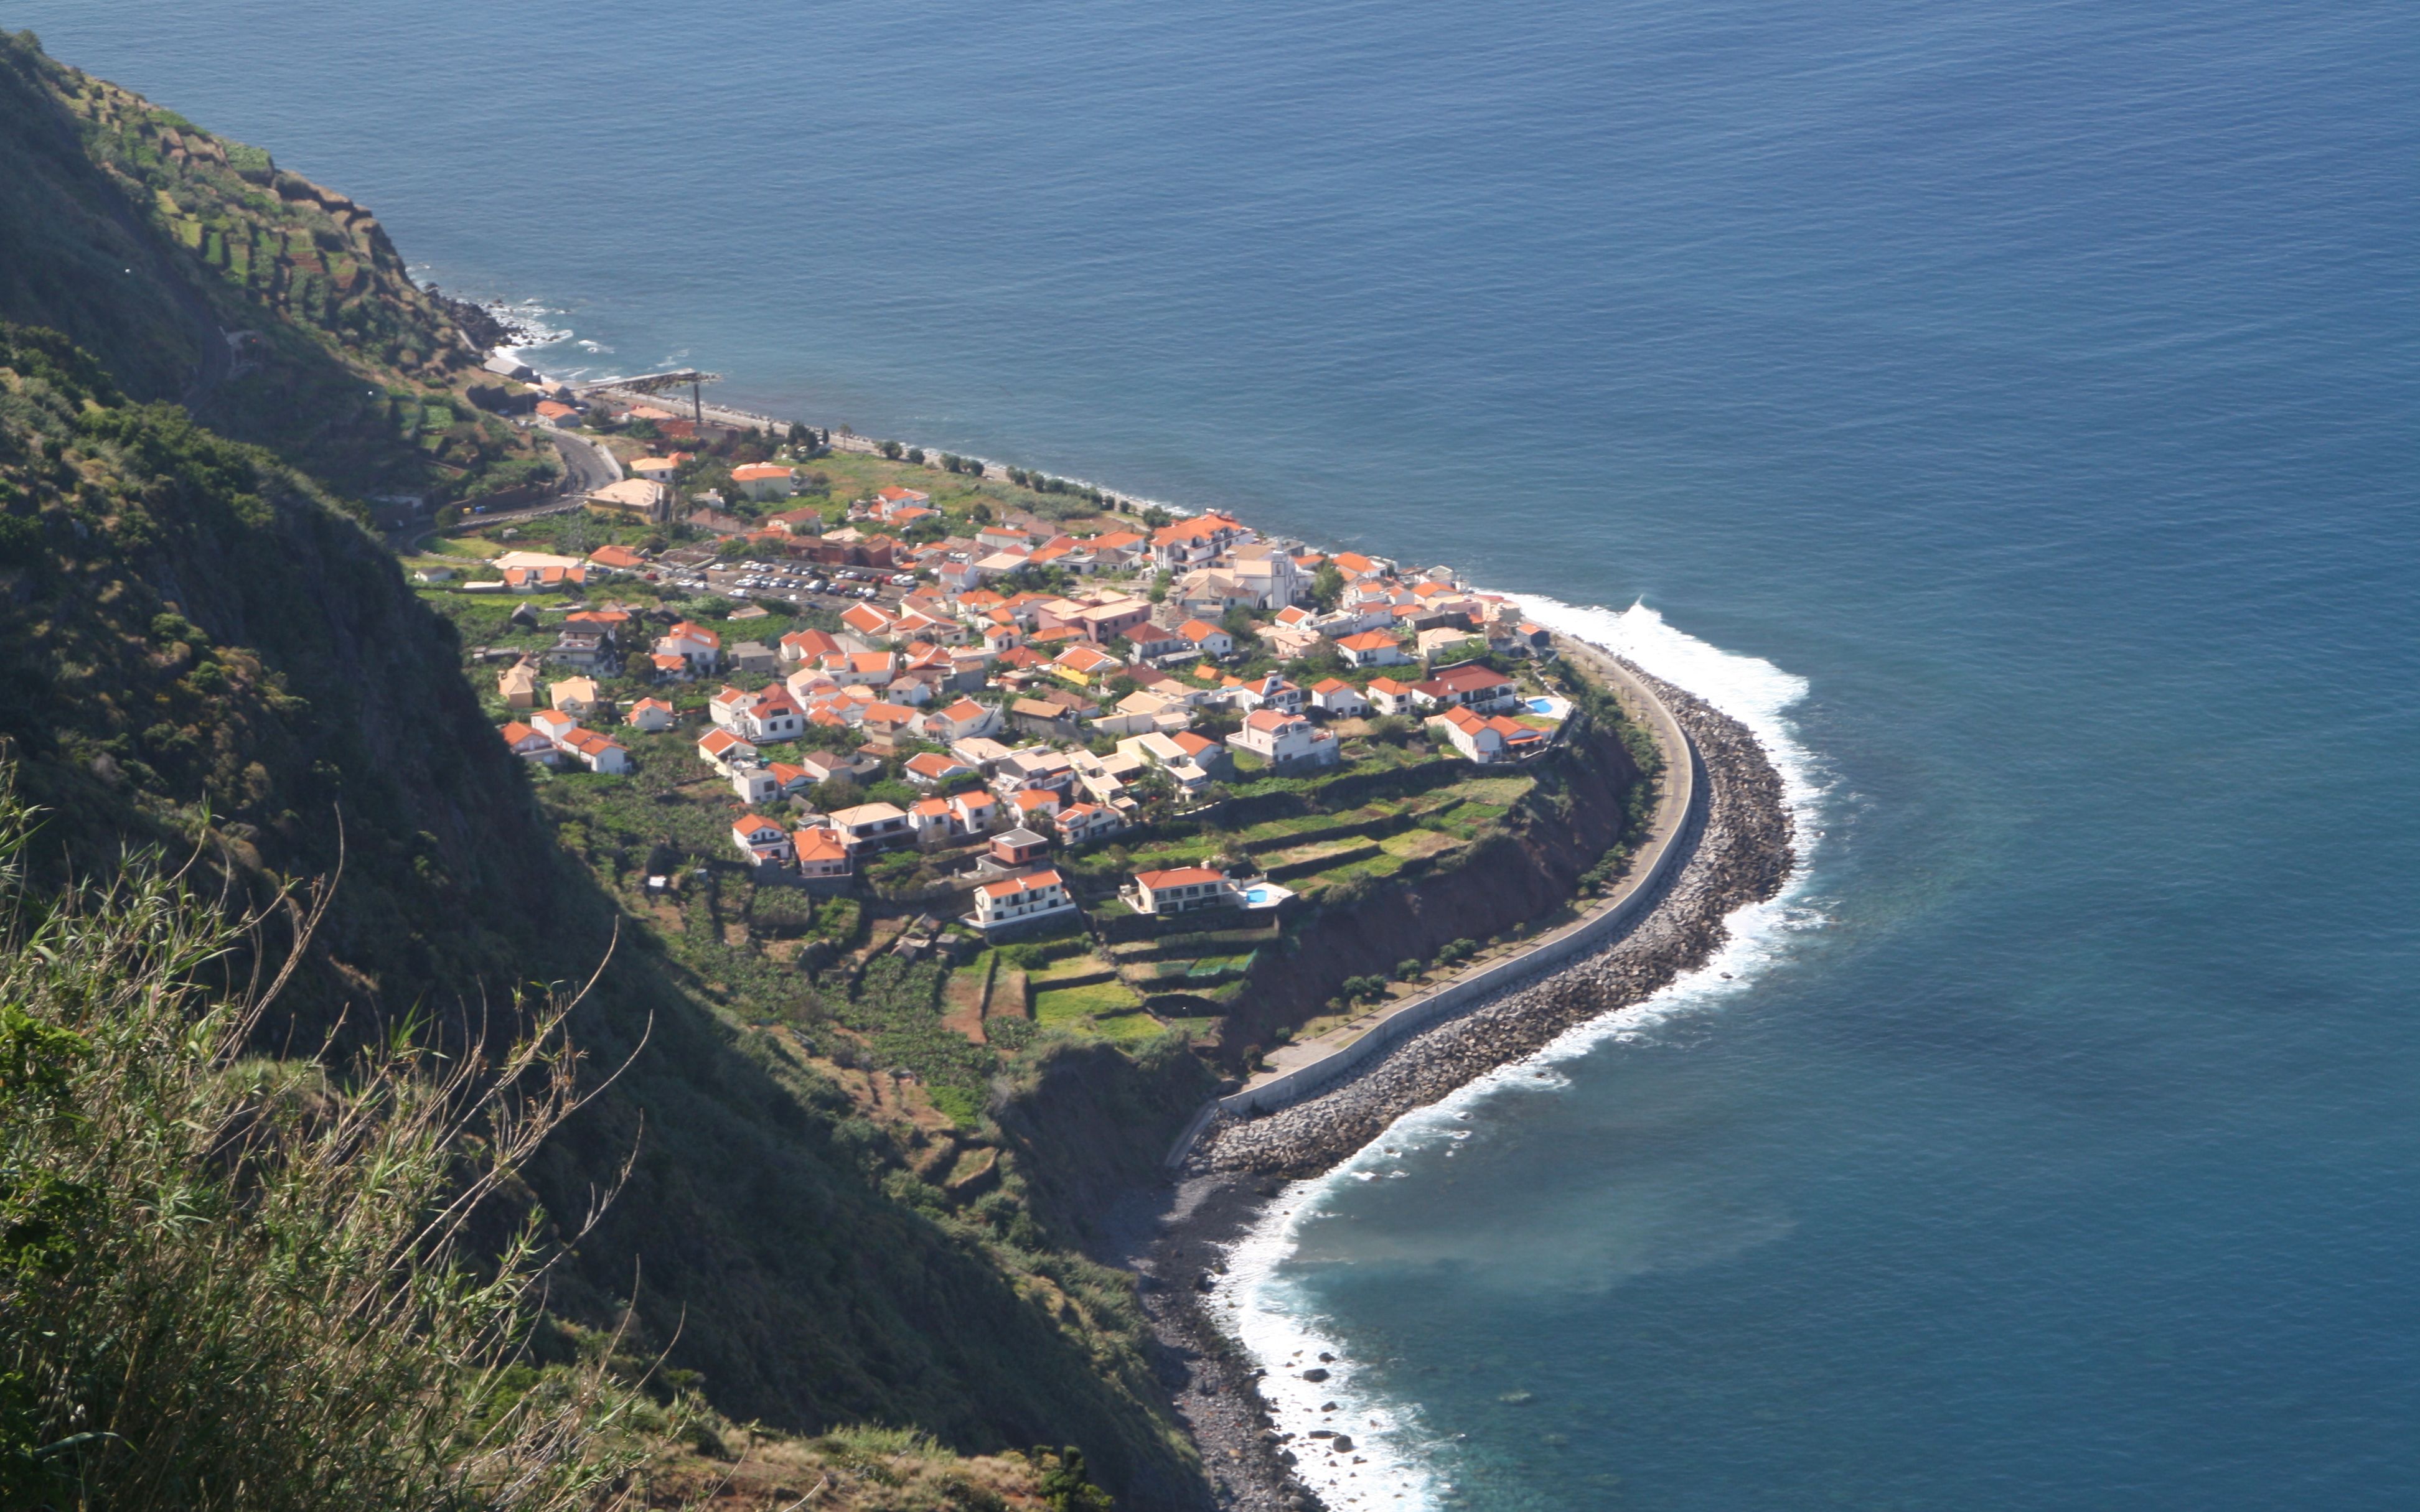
[543,424,620,492]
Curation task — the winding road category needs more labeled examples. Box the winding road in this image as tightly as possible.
[543,424,621,492]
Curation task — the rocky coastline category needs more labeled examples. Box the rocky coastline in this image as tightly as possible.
[1118,656,1798,1510]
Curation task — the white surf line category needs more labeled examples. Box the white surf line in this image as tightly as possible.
[1212,600,1829,1512]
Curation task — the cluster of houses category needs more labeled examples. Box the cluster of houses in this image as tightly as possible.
[495,674,634,775]
[484,488,1564,936]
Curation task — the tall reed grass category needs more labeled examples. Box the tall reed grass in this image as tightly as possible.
[0,772,650,1511]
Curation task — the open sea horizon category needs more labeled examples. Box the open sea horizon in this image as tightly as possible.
[16,1,2416,1506]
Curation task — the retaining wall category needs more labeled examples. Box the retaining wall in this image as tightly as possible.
[1206,655,1699,1122]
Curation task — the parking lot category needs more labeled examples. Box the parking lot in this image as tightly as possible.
[642,559,922,610]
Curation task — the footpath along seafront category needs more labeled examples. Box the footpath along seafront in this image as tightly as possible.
[1114,647,1796,1512]
[1170,645,1699,1149]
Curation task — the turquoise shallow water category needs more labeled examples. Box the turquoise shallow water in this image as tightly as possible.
[19,1,2418,1505]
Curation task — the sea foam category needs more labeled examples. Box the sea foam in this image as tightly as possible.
[1212,601,1826,1512]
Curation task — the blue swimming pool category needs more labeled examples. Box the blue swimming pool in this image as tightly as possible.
[1526,697,1558,714]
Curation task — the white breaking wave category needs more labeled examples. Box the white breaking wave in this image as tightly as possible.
[490,301,573,358]
[1212,600,1827,1512]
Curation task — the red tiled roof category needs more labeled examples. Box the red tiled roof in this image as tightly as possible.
[1135,866,1224,890]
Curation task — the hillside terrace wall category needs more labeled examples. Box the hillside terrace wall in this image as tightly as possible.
[1191,653,1697,1130]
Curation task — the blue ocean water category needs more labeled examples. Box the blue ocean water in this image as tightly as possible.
[19,1,2417,1505]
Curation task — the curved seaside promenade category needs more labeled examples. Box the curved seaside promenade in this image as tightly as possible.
[1161,648,1700,1171]
[1136,648,1796,1511]
[1199,652,1791,1176]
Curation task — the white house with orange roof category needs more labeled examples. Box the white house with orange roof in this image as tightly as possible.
[1009,788,1062,827]
[730,463,800,502]
[917,697,1000,744]
[1052,643,1125,688]
[733,688,805,744]
[731,814,794,867]
[949,789,1001,837]
[1054,801,1125,847]
[558,728,633,775]
[1307,678,1369,717]
[1176,619,1234,658]
[905,795,957,844]
[656,621,721,673]
[1127,866,1241,917]
[1364,676,1419,717]
[1148,512,1250,570]
[903,751,977,788]
[1425,706,1549,765]
[779,627,843,665]
[498,721,560,767]
[528,708,580,744]
[624,696,677,733]
[969,868,1076,935]
[707,684,759,730]
[1229,708,1339,769]
[696,727,758,772]
[1233,674,1304,716]
[840,602,898,642]
[828,650,899,688]
[1336,630,1410,668]
[794,825,851,878]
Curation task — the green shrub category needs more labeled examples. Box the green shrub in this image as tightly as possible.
[0,778,645,1511]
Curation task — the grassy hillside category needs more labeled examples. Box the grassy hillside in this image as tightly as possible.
[0,33,1207,1505]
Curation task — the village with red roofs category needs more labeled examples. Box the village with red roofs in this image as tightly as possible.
[407,423,1587,1050]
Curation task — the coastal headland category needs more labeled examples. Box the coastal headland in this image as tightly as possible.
[508,370,1800,1505]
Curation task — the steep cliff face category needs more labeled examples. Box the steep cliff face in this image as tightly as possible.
[0,30,557,501]
[0,325,565,1027]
